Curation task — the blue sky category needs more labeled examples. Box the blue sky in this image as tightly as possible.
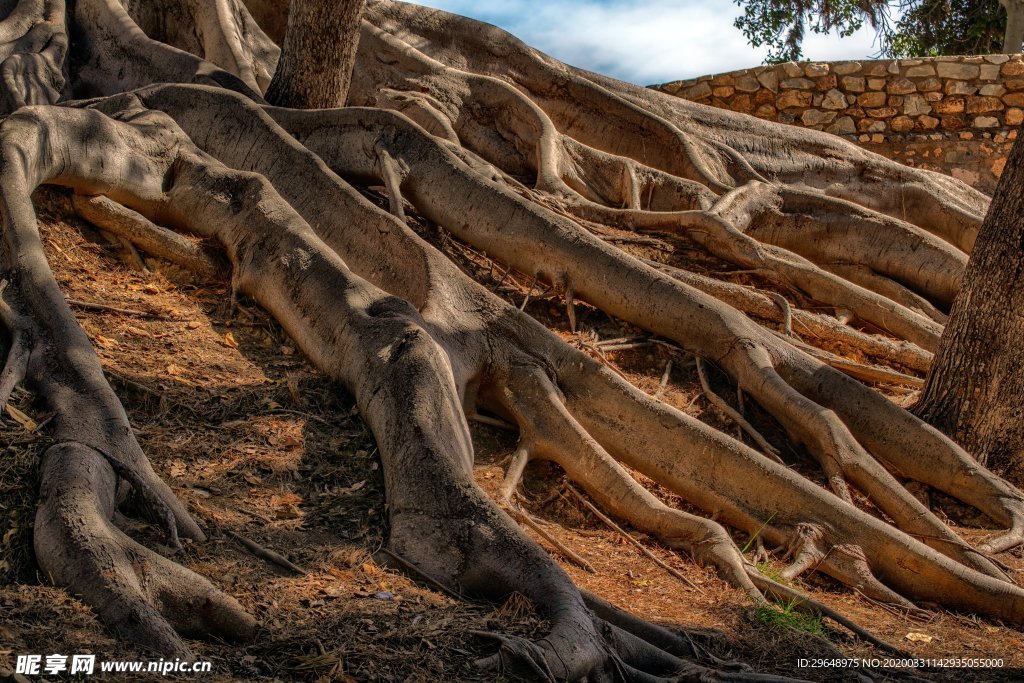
[412,0,884,85]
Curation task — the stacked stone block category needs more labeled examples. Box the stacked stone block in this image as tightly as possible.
[653,55,1023,193]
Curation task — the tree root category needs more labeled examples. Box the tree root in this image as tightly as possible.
[224,529,307,575]
[3,0,1024,676]
[566,485,703,592]
[135,81,1024,617]
[363,0,986,249]
[72,194,222,279]
[353,3,965,352]
[269,102,1021,573]
[72,0,263,100]
[0,0,66,113]
[11,97,733,679]
[507,503,597,574]
[642,258,933,374]
[35,442,256,656]
[695,356,782,463]
[122,0,279,95]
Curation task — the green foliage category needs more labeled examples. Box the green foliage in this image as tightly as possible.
[733,0,887,62]
[733,0,1006,62]
[754,600,825,636]
[754,561,789,585]
[888,0,1005,57]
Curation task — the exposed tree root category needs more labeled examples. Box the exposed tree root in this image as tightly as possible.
[695,356,782,463]
[0,0,66,113]
[1,0,1024,678]
[269,102,1023,573]
[72,194,221,278]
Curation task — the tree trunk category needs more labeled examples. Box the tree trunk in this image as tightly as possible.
[265,0,364,108]
[1001,0,1024,53]
[915,136,1024,484]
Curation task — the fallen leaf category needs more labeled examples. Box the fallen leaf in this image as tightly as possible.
[5,404,37,431]
[93,334,119,349]
[271,492,303,519]
[905,632,934,643]
[221,331,239,348]
[340,480,366,495]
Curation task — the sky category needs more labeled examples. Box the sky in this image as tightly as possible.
[412,0,885,85]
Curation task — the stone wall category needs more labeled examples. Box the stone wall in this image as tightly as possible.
[653,55,1023,193]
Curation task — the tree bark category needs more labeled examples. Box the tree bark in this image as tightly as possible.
[11,0,1024,672]
[265,0,364,108]
[915,135,1024,484]
[1001,0,1024,53]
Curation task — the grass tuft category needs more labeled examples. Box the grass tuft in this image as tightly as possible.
[755,600,824,637]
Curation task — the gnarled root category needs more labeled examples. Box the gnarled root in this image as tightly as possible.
[559,361,1024,623]
[348,2,969,354]
[131,84,1024,622]
[35,443,255,656]
[269,102,1024,571]
[0,0,66,113]
[71,0,263,99]
[5,0,1024,674]
[0,104,252,654]
[3,94,779,679]
[72,194,222,278]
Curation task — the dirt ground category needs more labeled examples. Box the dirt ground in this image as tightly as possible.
[3,187,1024,682]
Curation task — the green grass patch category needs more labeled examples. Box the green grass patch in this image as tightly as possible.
[755,600,825,637]
[754,561,789,585]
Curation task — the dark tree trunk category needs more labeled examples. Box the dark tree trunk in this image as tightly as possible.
[265,0,365,108]
[915,135,1024,484]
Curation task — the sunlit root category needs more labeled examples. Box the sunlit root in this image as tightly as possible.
[0,0,66,113]
[6,0,1024,675]
[72,194,222,278]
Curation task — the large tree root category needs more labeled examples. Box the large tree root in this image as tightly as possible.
[0,106,254,656]
[0,0,66,113]
[360,0,987,248]
[341,15,963,356]
[266,102,1024,569]
[0,95,801,679]
[92,86,1024,632]
[3,0,1024,677]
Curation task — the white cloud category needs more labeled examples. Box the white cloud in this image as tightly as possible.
[410,0,883,84]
